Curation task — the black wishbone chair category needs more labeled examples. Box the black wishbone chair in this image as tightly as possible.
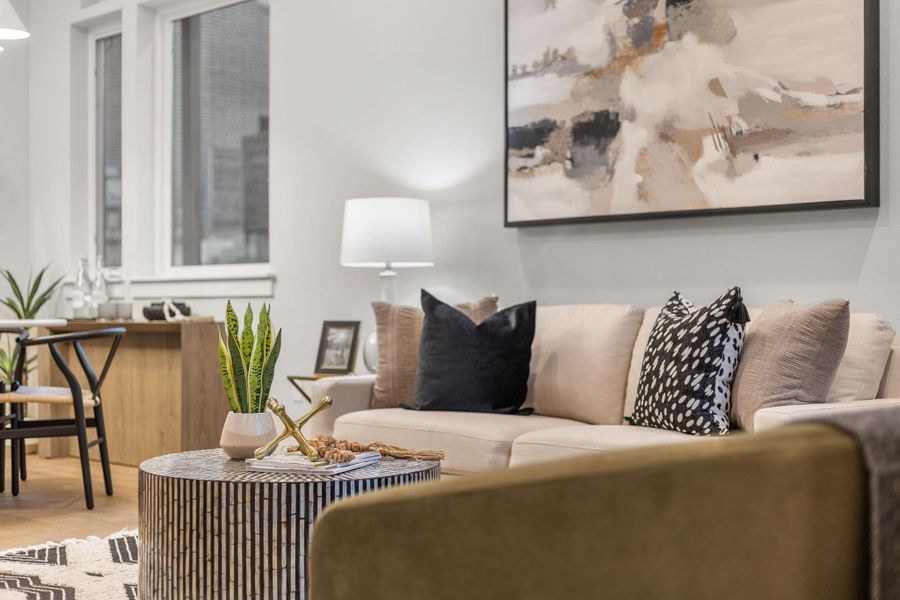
[0,327,125,509]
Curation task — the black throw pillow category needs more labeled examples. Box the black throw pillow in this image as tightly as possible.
[402,290,536,415]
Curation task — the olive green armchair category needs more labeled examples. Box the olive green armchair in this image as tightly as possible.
[311,424,866,600]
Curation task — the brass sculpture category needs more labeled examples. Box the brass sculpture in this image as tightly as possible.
[254,395,334,461]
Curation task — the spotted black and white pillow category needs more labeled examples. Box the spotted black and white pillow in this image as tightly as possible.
[631,287,749,436]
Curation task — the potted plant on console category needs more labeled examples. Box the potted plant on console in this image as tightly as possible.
[218,301,281,459]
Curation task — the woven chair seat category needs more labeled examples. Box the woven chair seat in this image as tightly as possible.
[0,386,99,407]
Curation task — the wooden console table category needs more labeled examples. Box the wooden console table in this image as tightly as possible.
[37,319,227,466]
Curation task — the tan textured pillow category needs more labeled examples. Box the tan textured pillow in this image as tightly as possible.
[731,299,850,432]
[371,296,498,409]
[527,304,644,424]
[827,313,895,403]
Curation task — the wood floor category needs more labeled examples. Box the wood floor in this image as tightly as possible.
[0,454,138,549]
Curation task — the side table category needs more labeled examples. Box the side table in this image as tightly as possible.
[139,449,439,599]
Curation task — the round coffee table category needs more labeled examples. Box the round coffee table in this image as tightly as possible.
[138,449,440,599]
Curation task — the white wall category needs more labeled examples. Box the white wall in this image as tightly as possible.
[0,0,31,278]
[18,0,900,405]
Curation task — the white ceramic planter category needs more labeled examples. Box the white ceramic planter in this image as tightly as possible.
[220,412,277,460]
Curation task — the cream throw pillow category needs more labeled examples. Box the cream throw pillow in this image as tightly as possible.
[731,299,850,432]
[527,304,645,424]
[371,296,498,409]
[827,313,895,403]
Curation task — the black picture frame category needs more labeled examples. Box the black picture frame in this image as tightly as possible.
[504,0,880,228]
[314,321,361,375]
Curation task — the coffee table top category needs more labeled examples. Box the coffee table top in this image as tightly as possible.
[139,448,439,483]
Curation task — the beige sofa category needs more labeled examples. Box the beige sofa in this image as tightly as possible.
[307,304,900,476]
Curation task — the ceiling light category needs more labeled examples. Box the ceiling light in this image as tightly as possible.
[0,0,29,40]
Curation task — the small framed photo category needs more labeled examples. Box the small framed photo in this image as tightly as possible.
[315,321,361,375]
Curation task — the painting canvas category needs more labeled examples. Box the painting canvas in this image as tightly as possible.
[505,0,878,225]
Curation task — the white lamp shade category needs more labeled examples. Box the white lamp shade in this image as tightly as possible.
[341,197,434,268]
[0,0,28,40]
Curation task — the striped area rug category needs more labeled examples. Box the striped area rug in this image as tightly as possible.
[0,531,137,599]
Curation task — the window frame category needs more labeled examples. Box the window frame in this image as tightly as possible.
[87,24,124,270]
[155,0,272,280]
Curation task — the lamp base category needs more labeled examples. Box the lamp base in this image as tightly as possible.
[362,329,378,373]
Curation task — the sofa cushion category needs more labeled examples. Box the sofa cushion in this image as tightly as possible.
[509,424,705,467]
[731,299,850,432]
[827,313,895,403]
[527,303,644,424]
[371,295,498,409]
[333,408,580,475]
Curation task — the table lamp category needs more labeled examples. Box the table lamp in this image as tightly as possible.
[341,197,434,371]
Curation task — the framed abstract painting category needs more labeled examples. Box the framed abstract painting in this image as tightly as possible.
[505,0,880,226]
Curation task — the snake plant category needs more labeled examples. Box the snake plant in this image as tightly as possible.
[0,265,64,319]
[0,341,31,385]
[0,264,62,384]
[218,301,282,413]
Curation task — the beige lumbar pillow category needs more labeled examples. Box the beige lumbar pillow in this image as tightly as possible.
[731,299,850,432]
[371,295,498,409]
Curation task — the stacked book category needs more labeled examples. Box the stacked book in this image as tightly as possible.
[246,451,381,475]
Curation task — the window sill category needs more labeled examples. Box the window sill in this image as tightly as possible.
[62,271,275,300]
[129,272,276,299]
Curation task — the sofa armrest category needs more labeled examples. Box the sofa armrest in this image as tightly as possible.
[754,398,900,432]
[311,424,865,600]
[304,375,375,436]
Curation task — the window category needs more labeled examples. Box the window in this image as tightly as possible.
[95,33,123,267]
[171,0,269,267]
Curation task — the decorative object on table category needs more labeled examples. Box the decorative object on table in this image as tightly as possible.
[247,450,382,475]
[289,434,445,463]
[69,255,114,319]
[142,299,192,321]
[97,267,133,320]
[505,0,879,226]
[90,254,108,313]
[371,295,498,409]
[0,264,64,385]
[630,287,750,436]
[217,301,282,459]
[255,395,334,460]
[731,299,850,432]
[0,530,137,599]
[139,449,439,600]
[340,197,434,372]
[404,290,537,415]
[314,320,360,375]
[71,256,93,319]
[98,300,134,320]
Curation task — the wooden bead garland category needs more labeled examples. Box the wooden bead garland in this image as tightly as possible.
[288,434,445,463]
